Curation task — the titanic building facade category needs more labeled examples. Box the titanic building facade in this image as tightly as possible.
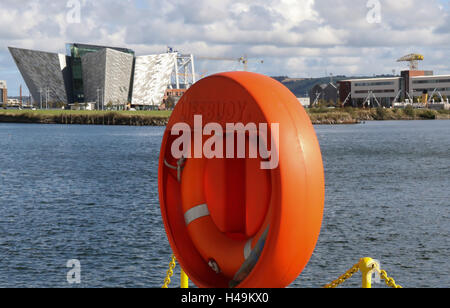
[9,43,179,108]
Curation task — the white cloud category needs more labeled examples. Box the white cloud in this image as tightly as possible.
[0,0,449,95]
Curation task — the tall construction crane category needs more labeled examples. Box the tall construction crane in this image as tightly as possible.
[196,55,263,72]
[397,54,424,71]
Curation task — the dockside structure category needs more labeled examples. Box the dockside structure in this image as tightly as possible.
[339,70,450,107]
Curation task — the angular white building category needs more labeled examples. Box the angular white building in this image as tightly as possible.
[132,53,177,106]
[82,48,134,107]
[8,43,195,109]
[9,47,71,104]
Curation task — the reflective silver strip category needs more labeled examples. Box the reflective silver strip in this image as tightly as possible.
[184,204,210,226]
[244,239,253,260]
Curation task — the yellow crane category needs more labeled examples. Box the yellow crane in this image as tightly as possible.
[196,55,263,72]
[397,54,424,71]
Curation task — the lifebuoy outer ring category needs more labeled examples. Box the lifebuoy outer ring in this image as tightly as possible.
[159,72,325,288]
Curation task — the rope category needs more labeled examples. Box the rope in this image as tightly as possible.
[164,157,186,182]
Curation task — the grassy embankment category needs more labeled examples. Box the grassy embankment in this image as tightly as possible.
[0,107,448,126]
[0,109,172,126]
[307,107,450,124]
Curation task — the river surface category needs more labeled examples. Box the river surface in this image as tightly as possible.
[0,121,448,288]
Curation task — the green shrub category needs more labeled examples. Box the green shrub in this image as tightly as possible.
[419,110,436,120]
[308,107,331,114]
[375,107,388,120]
[437,109,450,115]
[404,105,415,117]
[344,106,356,116]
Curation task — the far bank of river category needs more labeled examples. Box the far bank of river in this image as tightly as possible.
[308,107,450,124]
[0,107,449,126]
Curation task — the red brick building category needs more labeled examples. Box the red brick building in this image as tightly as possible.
[164,88,187,100]
[161,88,187,109]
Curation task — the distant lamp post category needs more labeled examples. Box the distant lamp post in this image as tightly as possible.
[45,87,50,109]
[39,88,43,109]
[97,88,104,110]
[96,88,100,110]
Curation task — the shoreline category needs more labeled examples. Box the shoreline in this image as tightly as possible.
[0,108,448,126]
[0,110,170,126]
[309,107,450,125]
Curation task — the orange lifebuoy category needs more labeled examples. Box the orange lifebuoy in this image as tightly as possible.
[159,72,325,288]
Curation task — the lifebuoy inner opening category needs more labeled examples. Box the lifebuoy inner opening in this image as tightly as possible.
[204,156,271,240]
[203,134,271,240]
[176,133,273,283]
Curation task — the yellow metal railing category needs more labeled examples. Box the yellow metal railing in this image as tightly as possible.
[162,254,189,289]
[161,255,177,288]
[180,268,189,289]
[323,257,402,289]
[162,256,402,289]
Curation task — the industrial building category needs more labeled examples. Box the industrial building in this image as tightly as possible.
[8,43,196,109]
[410,75,450,99]
[309,83,338,106]
[338,77,402,107]
[297,97,310,107]
[339,72,450,107]
[0,80,6,105]
[338,54,450,107]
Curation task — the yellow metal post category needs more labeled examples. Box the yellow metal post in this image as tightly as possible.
[180,269,189,288]
[359,258,376,289]
[323,257,402,289]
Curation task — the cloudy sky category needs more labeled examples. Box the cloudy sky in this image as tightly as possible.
[0,0,449,95]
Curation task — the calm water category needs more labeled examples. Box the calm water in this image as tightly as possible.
[0,121,448,288]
